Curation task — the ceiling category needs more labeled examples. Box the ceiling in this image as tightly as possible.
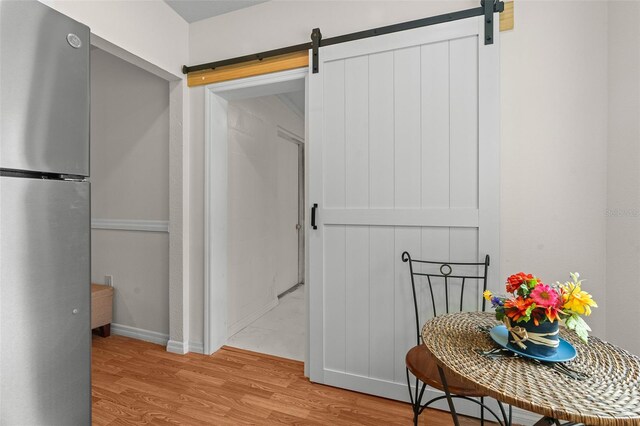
[164,0,269,23]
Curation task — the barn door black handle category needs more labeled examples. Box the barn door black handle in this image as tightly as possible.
[311,203,318,230]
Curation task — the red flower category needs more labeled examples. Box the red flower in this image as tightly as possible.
[506,272,539,293]
[529,305,560,325]
[545,306,561,323]
[504,296,533,322]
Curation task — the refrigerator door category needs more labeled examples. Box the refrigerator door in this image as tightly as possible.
[0,177,91,425]
[0,1,89,177]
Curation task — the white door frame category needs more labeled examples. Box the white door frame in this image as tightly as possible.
[203,68,309,355]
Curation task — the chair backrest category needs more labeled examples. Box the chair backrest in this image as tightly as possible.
[401,251,490,345]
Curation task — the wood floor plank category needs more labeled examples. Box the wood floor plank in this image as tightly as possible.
[92,335,485,425]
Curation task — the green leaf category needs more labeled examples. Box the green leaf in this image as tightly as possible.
[564,314,576,329]
[518,283,530,297]
[574,323,589,343]
[565,314,591,343]
[518,309,532,323]
[525,303,536,317]
[574,315,592,332]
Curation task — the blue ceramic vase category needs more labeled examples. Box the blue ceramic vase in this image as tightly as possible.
[508,320,560,358]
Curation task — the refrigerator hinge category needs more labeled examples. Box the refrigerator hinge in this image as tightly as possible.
[61,175,87,182]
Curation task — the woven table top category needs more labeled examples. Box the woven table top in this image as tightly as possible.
[421,312,640,426]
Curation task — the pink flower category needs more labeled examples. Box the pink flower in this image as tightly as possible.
[529,283,560,308]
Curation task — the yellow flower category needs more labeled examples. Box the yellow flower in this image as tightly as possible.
[562,283,597,316]
[483,290,492,301]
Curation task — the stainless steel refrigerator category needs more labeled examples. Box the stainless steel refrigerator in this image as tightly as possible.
[0,1,91,424]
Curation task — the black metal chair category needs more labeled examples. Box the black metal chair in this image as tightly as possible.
[402,251,509,426]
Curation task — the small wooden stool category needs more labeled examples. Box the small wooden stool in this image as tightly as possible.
[91,283,114,337]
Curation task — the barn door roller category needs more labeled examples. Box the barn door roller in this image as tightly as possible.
[183,0,504,76]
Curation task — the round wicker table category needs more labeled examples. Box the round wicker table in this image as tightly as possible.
[421,312,640,426]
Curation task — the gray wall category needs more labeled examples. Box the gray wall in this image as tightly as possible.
[90,47,170,337]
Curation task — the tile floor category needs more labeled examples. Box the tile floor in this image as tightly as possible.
[226,284,305,361]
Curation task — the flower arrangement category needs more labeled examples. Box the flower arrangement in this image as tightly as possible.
[484,272,597,343]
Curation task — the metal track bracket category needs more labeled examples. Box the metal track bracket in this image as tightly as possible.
[483,0,504,45]
[311,28,322,74]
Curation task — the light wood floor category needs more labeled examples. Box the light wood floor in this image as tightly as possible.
[92,335,479,425]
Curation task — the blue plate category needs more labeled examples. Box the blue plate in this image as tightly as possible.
[489,325,577,363]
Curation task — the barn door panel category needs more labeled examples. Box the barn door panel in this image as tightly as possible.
[308,16,500,401]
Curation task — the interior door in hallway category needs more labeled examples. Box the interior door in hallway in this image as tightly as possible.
[275,131,301,296]
[307,16,500,401]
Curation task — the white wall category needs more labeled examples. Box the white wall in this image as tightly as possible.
[188,1,610,347]
[606,1,640,355]
[227,95,303,335]
[91,47,170,337]
[501,1,608,338]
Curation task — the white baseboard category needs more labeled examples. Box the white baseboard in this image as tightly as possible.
[164,340,204,354]
[111,323,169,346]
[189,341,204,354]
[227,297,278,336]
[110,324,202,356]
[166,339,188,354]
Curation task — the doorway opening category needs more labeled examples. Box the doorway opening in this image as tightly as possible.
[224,95,305,361]
[204,68,308,366]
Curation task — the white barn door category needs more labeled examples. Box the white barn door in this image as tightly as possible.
[307,16,500,401]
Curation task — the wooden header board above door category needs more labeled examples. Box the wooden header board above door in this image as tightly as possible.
[187,51,308,87]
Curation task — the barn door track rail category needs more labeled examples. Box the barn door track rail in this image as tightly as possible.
[182,0,504,76]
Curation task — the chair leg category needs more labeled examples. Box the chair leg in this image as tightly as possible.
[406,368,427,426]
[497,400,509,426]
[496,401,513,426]
[480,396,485,426]
[406,368,419,425]
[414,376,420,426]
[437,366,460,426]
